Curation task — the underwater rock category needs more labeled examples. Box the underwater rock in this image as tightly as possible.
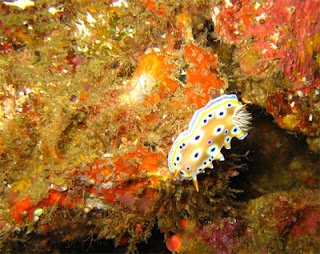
[243,189,320,253]
[213,0,320,136]
[0,0,229,249]
[179,217,241,254]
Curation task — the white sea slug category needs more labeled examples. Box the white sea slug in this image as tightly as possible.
[168,94,252,191]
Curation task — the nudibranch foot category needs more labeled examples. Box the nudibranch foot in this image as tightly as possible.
[168,94,251,192]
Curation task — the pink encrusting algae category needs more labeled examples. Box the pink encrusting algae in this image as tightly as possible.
[213,0,320,136]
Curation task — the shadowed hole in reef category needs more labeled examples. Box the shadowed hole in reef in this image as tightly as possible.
[227,104,317,202]
[56,227,170,253]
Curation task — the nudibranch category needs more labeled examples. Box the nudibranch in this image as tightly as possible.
[168,94,251,192]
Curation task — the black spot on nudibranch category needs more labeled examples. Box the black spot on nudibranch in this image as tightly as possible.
[203,161,207,165]
[211,147,216,152]
[219,111,224,116]
[194,152,199,158]
[224,129,229,135]
[195,135,200,140]
[186,166,191,171]
[227,103,232,107]
[208,114,213,118]
[233,127,238,133]
[216,127,222,133]
[182,143,186,147]
[180,170,185,175]
[203,119,208,124]
[176,156,180,161]
[207,140,212,145]
[226,137,230,142]
[197,168,203,172]
[174,162,177,166]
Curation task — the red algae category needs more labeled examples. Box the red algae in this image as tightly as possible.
[166,234,183,253]
[213,0,320,136]
[10,196,34,224]
[289,208,320,237]
[266,91,319,135]
[243,189,320,253]
[214,0,320,88]
[183,45,223,108]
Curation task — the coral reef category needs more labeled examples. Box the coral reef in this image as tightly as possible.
[213,0,320,137]
[0,0,319,253]
[181,217,241,253]
[243,188,320,253]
